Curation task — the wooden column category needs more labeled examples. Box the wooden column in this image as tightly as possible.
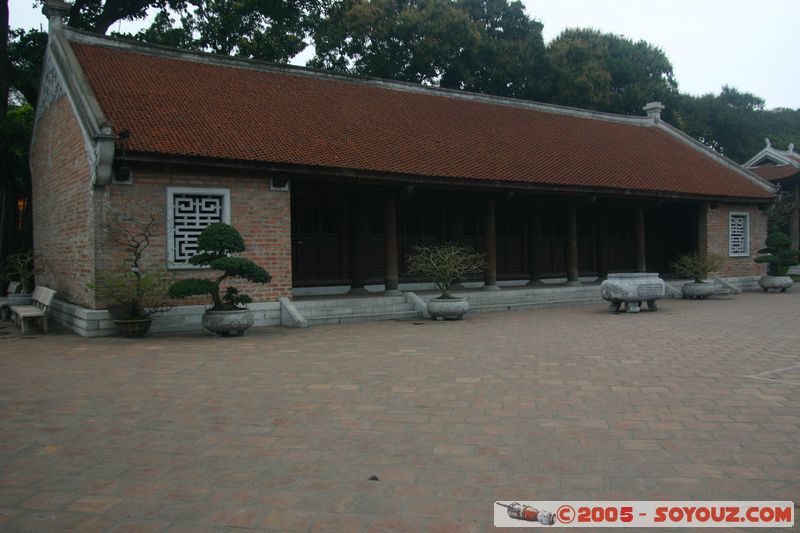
[483,196,499,290]
[635,204,646,272]
[448,204,464,243]
[349,193,369,293]
[566,200,580,285]
[384,191,400,294]
[792,185,800,251]
[527,200,543,285]
[596,207,609,280]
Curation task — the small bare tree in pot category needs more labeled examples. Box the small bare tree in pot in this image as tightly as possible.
[168,223,271,336]
[670,252,723,299]
[89,205,173,337]
[406,243,486,320]
[755,231,800,292]
[1,251,49,305]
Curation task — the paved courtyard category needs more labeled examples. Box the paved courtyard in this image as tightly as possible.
[0,291,798,532]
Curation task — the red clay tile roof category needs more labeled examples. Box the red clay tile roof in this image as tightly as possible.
[751,165,800,182]
[70,39,773,200]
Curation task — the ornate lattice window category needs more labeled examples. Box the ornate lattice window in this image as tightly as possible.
[166,187,231,268]
[728,212,749,257]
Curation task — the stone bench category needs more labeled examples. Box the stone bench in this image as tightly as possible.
[10,286,56,334]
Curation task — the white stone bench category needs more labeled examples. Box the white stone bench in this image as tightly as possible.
[10,286,56,334]
[0,281,21,320]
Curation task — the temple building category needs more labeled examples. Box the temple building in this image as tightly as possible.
[745,139,800,249]
[31,1,776,335]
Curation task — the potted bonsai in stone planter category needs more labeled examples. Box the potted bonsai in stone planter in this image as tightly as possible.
[91,270,173,337]
[670,252,723,300]
[1,251,48,306]
[755,231,800,292]
[168,223,271,336]
[90,204,172,337]
[406,243,486,320]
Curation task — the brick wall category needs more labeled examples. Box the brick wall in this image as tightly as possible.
[700,203,768,278]
[96,169,292,308]
[31,97,292,310]
[30,97,97,307]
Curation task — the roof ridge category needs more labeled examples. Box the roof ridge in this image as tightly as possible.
[64,27,653,128]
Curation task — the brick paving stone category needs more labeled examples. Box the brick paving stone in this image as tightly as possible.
[0,292,798,531]
[67,495,123,514]
[19,491,79,511]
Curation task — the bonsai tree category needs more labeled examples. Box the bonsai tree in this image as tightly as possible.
[754,231,800,276]
[89,204,172,320]
[168,223,271,309]
[1,251,48,293]
[406,243,486,299]
[669,252,723,283]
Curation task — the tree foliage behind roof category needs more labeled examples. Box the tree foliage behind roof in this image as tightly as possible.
[310,0,549,100]
[546,28,679,119]
[129,0,323,62]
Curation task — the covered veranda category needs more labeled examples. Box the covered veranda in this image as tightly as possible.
[290,178,699,295]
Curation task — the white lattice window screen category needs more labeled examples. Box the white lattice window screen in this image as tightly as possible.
[167,188,230,268]
[728,213,749,257]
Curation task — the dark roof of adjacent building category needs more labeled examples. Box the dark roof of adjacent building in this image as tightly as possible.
[750,164,800,182]
[64,31,774,200]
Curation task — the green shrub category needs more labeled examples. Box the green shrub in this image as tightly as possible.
[406,243,486,299]
[168,223,271,310]
[754,231,800,276]
[669,252,723,283]
[90,270,173,319]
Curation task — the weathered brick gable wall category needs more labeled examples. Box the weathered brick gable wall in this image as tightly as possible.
[97,170,292,308]
[30,97,97,307]
[701,203,767,278]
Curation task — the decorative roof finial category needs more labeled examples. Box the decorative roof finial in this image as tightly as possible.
[642,101,665,123]
[43,0,71,32]
[765,138,771,148]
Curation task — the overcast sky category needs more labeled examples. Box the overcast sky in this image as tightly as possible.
[9,0,799,109]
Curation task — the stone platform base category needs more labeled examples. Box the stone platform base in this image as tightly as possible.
[50,299,281,338]
[50,276,763,337]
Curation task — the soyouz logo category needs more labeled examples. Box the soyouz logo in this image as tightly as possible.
[493,501,795,528]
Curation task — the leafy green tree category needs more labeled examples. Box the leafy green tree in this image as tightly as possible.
[545,28,679,118]
[311,0,548,99]
[0,105,34,260]
[312,0,478,84]
[133,0,327,62]
[129,9,195,48]
[61,0,183,34]
[8,29,48,107]
[1,0,9,116]
[449,0,547,98]
[758,107,800,157]
[675,86,767,163]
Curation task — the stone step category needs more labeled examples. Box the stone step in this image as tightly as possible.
[471,297,605,314]
[293,295,408,310]
[303,304,416,318]
[306,310,422,326]
[463,287,600,303]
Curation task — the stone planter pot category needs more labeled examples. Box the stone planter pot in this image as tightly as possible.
[681,282,717,300]
[114,318,153,338]
[427,297,469,320]
[202,309,254,336]
[758,275,793,293]
[6,293,32,306]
